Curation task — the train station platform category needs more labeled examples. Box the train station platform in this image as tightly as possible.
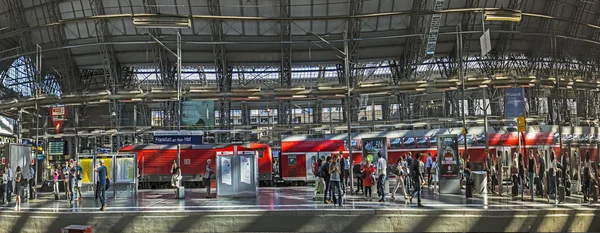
[1,187,599,233]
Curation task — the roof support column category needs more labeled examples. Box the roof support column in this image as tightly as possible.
[344,0,364,123]
[241,102,250,126]
[279,0,292,126]
[47,0,79,93]
[90,0,121,151]
[313,100,322,124]
[208,0,232,141]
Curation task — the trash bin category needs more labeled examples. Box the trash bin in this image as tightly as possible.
[61,225,92,233]
[472,171,487,194]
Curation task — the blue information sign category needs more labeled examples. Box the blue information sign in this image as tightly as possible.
[504,87,525,118]
[153,135,203,144]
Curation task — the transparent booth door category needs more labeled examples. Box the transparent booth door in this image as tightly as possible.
[114,153,137,198]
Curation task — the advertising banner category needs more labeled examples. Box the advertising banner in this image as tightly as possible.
[222,157,232,185]
[49,106,67,134]
[181,99,215,128]
[240,155,251,184]
[361,138,387,163]
[504,87,525,118]
[438,135,459,178]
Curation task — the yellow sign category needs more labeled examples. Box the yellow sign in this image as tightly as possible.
[461,127,468,135]
[518,116,526,132]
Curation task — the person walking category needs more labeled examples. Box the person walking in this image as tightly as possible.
[95,160,108,211]
[519,153,525,201]
[528,150,536,201]
[583,152,592,203]
[391,157,407,200]
[328,155,343,207]
[14,166,23,210]
[1,169,5,204]
[547,151,558,203]
[28,164,36,199]
[426,153,433,188]
[376,152,387,202]
[406,153,413,191]
[312,158,325,200]
[361,159,376,201]
[337,152,346,194]
[94,163,101,200]
[69,162,77,205]
[75,162,83,201]
[204,159,213,198]
[409,153,424,207]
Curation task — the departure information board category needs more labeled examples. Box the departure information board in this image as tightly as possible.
[48,141,65,155]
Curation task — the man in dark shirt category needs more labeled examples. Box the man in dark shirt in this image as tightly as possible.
[537,151,546,198]
[409,153,424,207]
[95,160,107,211]
[338,152,346,194]
[321,156,331,204]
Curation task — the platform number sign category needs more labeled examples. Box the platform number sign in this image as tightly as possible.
[184,159,191,165]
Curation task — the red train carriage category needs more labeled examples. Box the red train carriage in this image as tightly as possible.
[280,126,599,184]
[119,143,272,188]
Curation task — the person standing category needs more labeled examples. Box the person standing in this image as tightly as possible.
[95,160,107,211]
[29,164,36,199]
[63,161,71,201]
[328,155,343,207]
[391,157,407,200]
[431,156,439,193]
[583,152,592,203]
[547,151,558,203]
[537,151,546,198]
[1,169,5,204]
[69,162,77,205]
[519,153,525,201]
[376,152,387,202]
[528,150,536,201]
[75,162,83,201]
[6,165,13,203]
[406,153,413,191]
[409,153,424,207]
[53,165,60,199]
[204,159,213,198]
[426,153,433,188]
[14,166,23,210]
[361,159,376,201]
[338,152,346,194]
[94,163,100,200]
[321,156,332,204]
[171,160,180,198]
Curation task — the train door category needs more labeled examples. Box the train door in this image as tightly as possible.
[497,146,512,181]
[306,152,318,182]
[569,145,581,193]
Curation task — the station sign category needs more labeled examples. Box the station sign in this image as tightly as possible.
[49,106,67,134]
[153,130,203,145]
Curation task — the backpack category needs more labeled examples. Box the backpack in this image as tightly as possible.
[313,162,320,176]
[320,163,330,180]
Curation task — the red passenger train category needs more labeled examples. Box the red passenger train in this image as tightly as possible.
[119,143,273,188]
[280,126,599,183]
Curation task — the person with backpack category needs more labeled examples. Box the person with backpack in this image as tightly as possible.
[95,160,108,211]
[312,158,325,200]
[321,156,332,204]
[409,153,424,207]
[69,162,77,205]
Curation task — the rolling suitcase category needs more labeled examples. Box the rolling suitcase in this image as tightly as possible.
[593,185,598,202]
[512,183,518,196]
[176,187,185,199]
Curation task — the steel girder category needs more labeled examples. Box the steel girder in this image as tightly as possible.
[90,0,122,150]
[279,0,293,126]
[47,0,79,93]
[208,0,232,134]
[343,0,364,123]
[143,0,175,88]
[390,0,427,120]
[3,0,36,96]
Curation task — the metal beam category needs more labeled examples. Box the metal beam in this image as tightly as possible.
[279,0,292,126]
[208,0,232,137]
[344,0,364,123]
[90,0,122,151]
[47,0,79,93]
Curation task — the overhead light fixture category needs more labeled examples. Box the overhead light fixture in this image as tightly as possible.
[484,10,522,22]
[292,95,307,98]
[133,15,191,28]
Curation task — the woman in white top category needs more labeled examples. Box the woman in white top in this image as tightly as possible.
[547,152,558,202]
[391,156,407,200]
[583,152,592,202]
[431,156,439,193]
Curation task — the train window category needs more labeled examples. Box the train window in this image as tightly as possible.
[466,135,476,146]
[554,133,560,144]
[476,134,486,144]
[288,156,297,166]
[390,138,403,149]
[416,137,428,148]
[429,137,437,148]
[403,137,416,149]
